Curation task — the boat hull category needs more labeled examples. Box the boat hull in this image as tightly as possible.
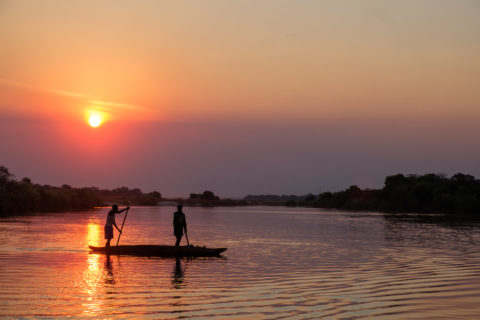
[89,245,227,257]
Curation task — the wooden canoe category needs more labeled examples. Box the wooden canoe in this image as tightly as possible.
[89,245,227,257]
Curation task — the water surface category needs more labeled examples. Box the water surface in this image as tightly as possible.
[1,206,479,319]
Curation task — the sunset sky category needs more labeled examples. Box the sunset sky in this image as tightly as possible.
[1,0,479,197]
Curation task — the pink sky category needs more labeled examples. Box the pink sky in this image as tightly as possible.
[1,1,479,197]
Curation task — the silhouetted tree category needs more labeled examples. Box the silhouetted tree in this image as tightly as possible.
[308,172,480,215]
[201,191,217,200]
[149,191,162,199]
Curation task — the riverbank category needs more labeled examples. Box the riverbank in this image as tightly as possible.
[2,165,480,218]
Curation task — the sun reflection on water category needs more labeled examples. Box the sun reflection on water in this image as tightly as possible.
[82,220,104,317]
[82,253,103,317]
[86,220,101,247]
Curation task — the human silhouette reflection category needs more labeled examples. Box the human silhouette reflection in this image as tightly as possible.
[171,258,185,289]
[104,255,115,285]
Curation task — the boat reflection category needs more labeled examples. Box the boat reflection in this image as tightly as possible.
[170,258,187,317]
[171,258,185,289]
[168,256,225,316]
[104,255,115,286]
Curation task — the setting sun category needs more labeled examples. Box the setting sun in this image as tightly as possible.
[85,109,106,128]
[88,115,102,128]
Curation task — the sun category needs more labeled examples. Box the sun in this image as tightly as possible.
[85,109,108,128]
[88,114,102,128]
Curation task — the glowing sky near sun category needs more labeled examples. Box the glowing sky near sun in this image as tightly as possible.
[0,0,479,196]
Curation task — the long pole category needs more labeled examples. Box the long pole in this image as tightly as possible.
[116,207,129,246]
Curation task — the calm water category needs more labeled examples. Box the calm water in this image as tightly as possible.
[1,206,480,319]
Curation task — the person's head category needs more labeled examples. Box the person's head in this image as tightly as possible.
[112,204,118,212]
[177,204,183,211]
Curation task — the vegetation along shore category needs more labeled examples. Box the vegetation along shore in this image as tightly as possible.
[1,165,479,217]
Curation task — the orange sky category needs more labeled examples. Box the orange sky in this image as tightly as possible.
[1,1,479,196]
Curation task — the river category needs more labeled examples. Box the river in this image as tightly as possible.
[1,206,479,319]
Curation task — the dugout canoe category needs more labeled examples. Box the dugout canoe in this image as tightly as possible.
[88,245,227,257]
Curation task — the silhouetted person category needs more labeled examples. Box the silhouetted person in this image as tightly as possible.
[104,204,129,247]
[173,204,187,247]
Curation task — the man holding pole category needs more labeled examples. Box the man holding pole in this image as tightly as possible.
[104,204,129,247]
[173,204,188,247]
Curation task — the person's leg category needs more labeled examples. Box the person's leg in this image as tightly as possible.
[105,225,113,247]
[175,234,182,246]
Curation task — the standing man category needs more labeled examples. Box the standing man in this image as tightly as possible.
[173,204,187,247]
[105,204,129,247]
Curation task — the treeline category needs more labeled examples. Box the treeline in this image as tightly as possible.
[0,166,164,216]
[0,165,245,217]
[0,166,102,216]
[259,173,480,215]
[186,190,247,206]
[4,164,479,216]
[94,187,162,206]
[244,194,309,206]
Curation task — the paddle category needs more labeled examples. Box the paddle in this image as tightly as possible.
[116,207,129,246]
[185,231,190,246]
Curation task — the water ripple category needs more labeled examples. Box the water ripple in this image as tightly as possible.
[1,208,480,318]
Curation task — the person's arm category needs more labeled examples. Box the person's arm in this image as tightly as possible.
[113,221,121,233]
[183,216,187,234]
[118,206,130,213]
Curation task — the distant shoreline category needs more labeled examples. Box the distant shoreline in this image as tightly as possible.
[2,166,480,218]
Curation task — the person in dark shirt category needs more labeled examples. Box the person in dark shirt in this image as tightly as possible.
[105,204,129,247]
[173,204,187,247]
